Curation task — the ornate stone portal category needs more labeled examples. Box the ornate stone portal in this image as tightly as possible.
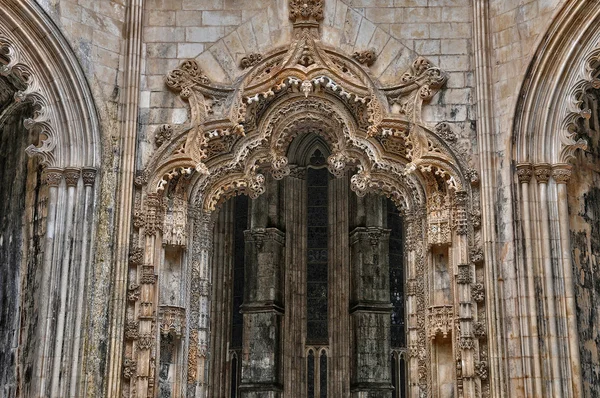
[127,8,486,398]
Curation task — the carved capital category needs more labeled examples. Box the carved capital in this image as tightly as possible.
[552,164,572,184]
[534,163,552,184]
[516,163,533,184]
[64,167,81,187]
[81,167,97,186]
[44,167,63,187]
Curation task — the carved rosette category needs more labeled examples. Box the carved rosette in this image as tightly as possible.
[471,283,485,302]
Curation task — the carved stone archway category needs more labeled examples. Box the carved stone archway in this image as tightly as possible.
[128,12,486,398]
[0,2,101,397]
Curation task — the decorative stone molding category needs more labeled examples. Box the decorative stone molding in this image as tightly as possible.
[474,321,487,339]
[352,49,377,67]
[475,360,488,380]
[137,333,154,350]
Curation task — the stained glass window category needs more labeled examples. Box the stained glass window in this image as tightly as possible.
[231,195,248,349]
[308,349,316,398]
[307,162,329,344]
[387,199,405,348]
[319,350,328,398]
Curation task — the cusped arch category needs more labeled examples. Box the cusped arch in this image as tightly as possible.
[513,1,600,165]
[0,2,100,168]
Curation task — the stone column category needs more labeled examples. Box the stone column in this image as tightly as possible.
[534,164,563,398]
[187,211,214,398]
[33,168,62,397]
[350,196,393,398]
[240,179,285,397]
[283,167,307,398]
[553,164,583,397]
[516,163,543,397]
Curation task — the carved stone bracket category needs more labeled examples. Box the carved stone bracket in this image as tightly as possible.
[159,306,186,339]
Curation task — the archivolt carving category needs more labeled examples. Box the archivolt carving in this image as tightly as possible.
[0,30,56,166]
[561,47,600,163]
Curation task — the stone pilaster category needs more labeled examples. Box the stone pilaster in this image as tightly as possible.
[349,225,393,398]
[239,227,285,398]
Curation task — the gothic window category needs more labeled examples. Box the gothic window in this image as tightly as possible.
[306,348,328,398]
[388,198,405,348]
[306,151,329,344]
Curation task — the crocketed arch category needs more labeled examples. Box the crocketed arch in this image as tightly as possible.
[0,2,100,168]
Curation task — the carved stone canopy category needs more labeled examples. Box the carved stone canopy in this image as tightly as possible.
[142,28,472,216]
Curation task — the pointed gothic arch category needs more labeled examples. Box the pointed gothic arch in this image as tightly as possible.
[0,2,101,397]
[511,2,600,397]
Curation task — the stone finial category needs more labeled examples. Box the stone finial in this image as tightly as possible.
[534,163,552,184]
[289,0,324,23]
[44,167,63,187]
[516,163,533,184]
[552,164,572,184]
